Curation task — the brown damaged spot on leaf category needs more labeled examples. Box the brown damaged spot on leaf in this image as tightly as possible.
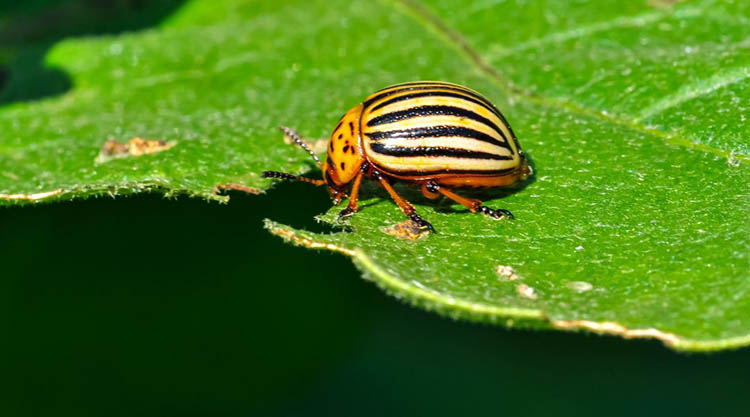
[382,219,429,240]
[95,137,177,165]
[0,188,63,202]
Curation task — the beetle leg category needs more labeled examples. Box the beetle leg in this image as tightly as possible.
[428,181,514,220]
[377,175,434,232]
[261,171,327,186]
[213,183,261,195]
[338,171,364,219]
[420,181,440,199]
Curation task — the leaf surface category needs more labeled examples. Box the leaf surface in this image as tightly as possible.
[1,0,748,350]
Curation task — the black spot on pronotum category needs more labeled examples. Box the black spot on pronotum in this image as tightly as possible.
[338,133,343,140]
[340,162,346,170]
[342,145,350,153]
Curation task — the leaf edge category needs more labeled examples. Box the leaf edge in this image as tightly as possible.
[265,219,750,353]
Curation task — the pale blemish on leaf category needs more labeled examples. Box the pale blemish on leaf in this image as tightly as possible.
[496,265,520,281]
[382,219,429,241]
[95,137,177,165]
[516,284,538,299]
[566,281,594,293]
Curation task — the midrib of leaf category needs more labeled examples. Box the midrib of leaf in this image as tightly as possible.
[390,0,749,162]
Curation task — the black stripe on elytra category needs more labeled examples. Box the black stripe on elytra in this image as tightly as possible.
[367,105,509,145]
[363,84,500,117]
[382,166,518,176]
[400,85,520,150]
[369,142,511,160]
[369,90,501,119]
[365,125,511,152]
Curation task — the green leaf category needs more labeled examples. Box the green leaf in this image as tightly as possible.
[1,0,748,351]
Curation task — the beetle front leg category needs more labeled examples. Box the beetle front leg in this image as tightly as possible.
[338,171,364,219]
[376,174,434,232]
[427,181,514,220]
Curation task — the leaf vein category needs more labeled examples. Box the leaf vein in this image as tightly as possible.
[390,0,749,161]
[636,64,750,120]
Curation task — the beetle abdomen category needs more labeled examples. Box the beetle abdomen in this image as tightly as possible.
[360,81,523,178]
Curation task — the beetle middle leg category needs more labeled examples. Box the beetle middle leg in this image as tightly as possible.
[376,174,435,232]
[424,181,514,220]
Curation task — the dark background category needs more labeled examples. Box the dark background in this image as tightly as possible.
[2,1,749,415]
[2,184,749,416]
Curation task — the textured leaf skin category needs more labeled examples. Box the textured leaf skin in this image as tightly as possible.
[1,0,748,350]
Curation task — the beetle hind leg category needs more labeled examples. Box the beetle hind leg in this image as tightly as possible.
[426,181,514,220]
[377,174,435,233]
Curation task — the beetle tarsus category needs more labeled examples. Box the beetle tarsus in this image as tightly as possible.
[479,205,514,220]
[409,213,435,233]
[338,207,355,219]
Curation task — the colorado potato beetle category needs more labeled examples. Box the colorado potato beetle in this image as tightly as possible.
[261,81,531,232]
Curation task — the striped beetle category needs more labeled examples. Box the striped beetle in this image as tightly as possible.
[261,81,531,232]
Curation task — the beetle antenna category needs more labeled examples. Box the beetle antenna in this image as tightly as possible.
[261,171,326,186]
[280,126,323,169]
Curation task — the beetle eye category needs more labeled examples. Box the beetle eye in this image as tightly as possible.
[324,169,340,188]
